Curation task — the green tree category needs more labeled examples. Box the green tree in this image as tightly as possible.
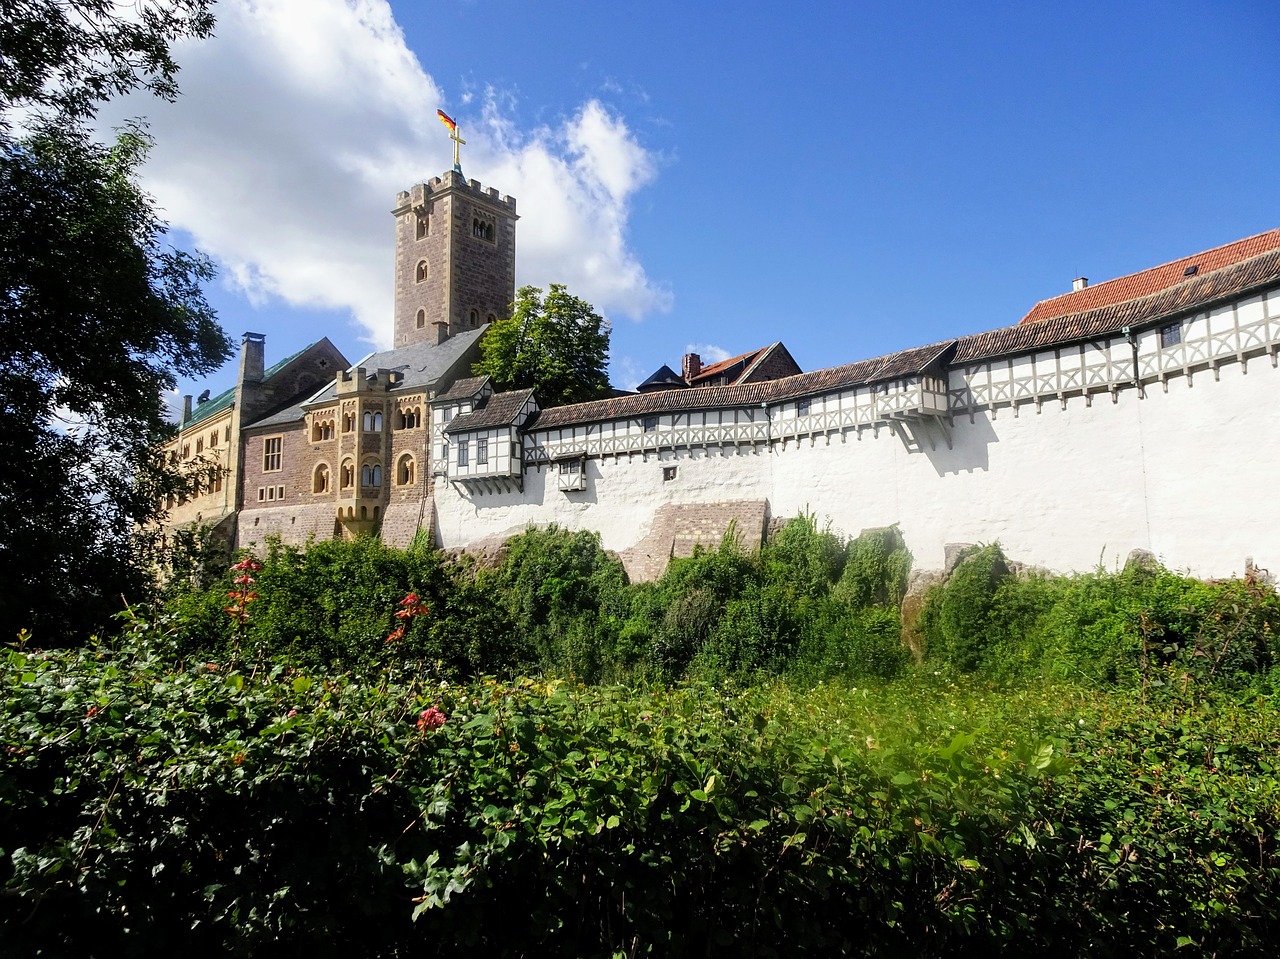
[475,283,611,407]
[0,2,226,641]
[0,0,214,121]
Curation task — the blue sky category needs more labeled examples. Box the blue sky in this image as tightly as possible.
[102,0,1280,405]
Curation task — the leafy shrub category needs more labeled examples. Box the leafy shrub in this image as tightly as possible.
[5,630,1280,957]
[835,524,913,608]
[925,544,1011,671]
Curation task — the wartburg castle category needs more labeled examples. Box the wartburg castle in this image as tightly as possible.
[162,159,1280,582]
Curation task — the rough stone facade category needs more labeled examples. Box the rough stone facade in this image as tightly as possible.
[619,501,770,582]
[393,172,517,348]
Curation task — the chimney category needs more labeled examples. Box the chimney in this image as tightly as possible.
[181,394,193,425]
[239,331,266,385]
[1072,277,1089,292]
[434,320,450,345]
[682,352,702,382]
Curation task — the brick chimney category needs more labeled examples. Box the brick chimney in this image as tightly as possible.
[682,352,702,382]
[239,331,266,384]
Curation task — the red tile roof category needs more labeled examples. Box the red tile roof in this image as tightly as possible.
[687,347,767,385]
[958,247,1280,364]
[1021,228,1280,325]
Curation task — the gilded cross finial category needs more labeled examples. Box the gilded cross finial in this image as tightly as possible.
[436,109,465,175]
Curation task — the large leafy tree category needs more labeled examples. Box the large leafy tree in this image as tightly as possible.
[475,284,612,407]
[0,1,227,640]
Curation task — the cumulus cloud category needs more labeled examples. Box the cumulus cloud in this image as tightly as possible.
[100,0,668,348]
[683,343,732,364]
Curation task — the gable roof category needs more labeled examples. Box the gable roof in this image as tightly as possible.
[961,244,1280,365]
[1021,228,1280,325]
[244,328,486,431]
[433,375,490,403]
[445,388,535,433]
[183,340,330,430]
[528,340,953,431]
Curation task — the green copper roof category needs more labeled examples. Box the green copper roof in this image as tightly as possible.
[183,342,319,429]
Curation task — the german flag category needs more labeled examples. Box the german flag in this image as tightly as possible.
[436,109,457,132]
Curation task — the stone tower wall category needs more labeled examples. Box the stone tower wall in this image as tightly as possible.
[393,172,517,348]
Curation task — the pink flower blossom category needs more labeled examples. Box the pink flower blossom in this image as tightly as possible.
[417,706,447,732]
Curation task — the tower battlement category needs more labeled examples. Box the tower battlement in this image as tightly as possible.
[391,168,518,349]
[394,170,517,216]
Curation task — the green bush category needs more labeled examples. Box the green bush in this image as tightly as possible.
[835,524,912,608]
[5,629,1279,956]
[924,544,1011,671]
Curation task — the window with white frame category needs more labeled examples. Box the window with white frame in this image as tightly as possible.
[457,440,469,467]
[263,437,282,472]
[476,437,488,465]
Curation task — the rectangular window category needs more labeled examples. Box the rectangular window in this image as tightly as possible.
[277,485,285,500]
[441,442,450,464]
[457,440,469,467]
[797,398,811,416]
[663,466,678,482]
[643,415,658,433]
[1160,323,1182,348]
[476,437,488,465]
[210,431,218,448]
[263,436,282,472]
[259,487,267,501]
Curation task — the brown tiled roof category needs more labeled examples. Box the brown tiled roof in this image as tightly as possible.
[957,247,1280,364]
[1021,228,1280,325]
[434,375,489,402]
[529,341,954,430]
[445,388,535,433]
[689,347,764,385]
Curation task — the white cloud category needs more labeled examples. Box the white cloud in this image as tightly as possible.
[683,343,732,364]
[99,0,668,348]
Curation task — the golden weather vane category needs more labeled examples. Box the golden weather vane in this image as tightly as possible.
[436,109,465,174]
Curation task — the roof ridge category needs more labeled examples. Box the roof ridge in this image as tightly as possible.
[1021,228,1280,325]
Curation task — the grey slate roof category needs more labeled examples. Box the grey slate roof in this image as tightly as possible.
[245,326,487,431]
[433,375,490,403]
[445,389,535,433]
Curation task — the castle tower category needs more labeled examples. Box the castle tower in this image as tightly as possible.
[392,170,518,348]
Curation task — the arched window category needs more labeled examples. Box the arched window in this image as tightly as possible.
[313,463,330,493]
[397,454,415,486]
[469,309,479,328]
[196,437,204,454]
[416,308,425,329]
[342,412,355,433]
[415,260,428,283]
[374,411,383,431]
[415,216,427,239]
[340,459,354,489]
[486,313,496,324]
[361,462,382,488]
[363,410,383,432]
[363,411,372,432]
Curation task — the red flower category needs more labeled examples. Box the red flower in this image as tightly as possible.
[85,705,98,719]
[416,706,447,732]
[231,557,263,573]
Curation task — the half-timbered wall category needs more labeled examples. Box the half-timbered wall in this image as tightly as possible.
[434,284,1280,580]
